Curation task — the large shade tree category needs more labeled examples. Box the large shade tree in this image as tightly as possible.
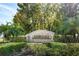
[13,3,63,33]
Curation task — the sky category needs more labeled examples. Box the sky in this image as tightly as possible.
[0,3,18,25]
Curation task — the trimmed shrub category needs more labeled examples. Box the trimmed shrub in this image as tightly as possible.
[45,42,79,56]
[53,34,79,43]
[21,42,79,56]
[1,42,79,56]
[64,43,79,56]
[46,42,66,48]
[10,37,26,42]
[28,44,48,56]
[0,42,26,56]
[45,42,67,56]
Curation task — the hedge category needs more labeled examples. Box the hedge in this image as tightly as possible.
[45,42,79,56]
[0,42,26,56]
[1,42,79,56]
[25,42,79,56]
[10,37,26,42]
[28,44,48,56]
[22,43,67,56]
[54,34,79,43]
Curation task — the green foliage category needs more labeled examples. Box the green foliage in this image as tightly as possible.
[1,42,79,56]
[45,42,66,56]
[0,23,24,42]
[53,34,63,42]
[13,3,63,33]
[28,44,48,56]
[0,42,26,56]
[54,34,79,43]
[25,42,79,56]
[46,42,66,48]
[64,44,79,56]
[10,37,26,42]
[45,42,79,56]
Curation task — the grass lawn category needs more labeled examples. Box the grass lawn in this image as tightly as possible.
[0,38,9,43]
[0,38,4,42]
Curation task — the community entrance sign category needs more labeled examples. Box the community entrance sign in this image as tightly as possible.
[26,30,54,43]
